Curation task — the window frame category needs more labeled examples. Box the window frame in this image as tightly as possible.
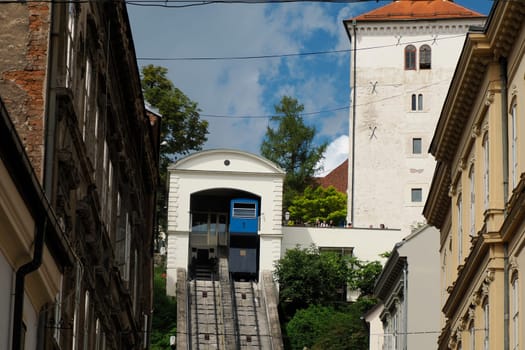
[419,44,431,69]
[405,45,416,70]
[411,188,423,202]
[412,138,422,154]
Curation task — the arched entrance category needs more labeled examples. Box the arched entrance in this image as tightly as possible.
[189,188,261,280]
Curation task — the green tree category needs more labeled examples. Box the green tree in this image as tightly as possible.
[288,185,347,226]
[347,258,383,297]
[286,300,375,350]
[141,65,208,234]
[150,266,177,350]
[274,246,351,315]
[141,64,209,175]
[260,96,327,210]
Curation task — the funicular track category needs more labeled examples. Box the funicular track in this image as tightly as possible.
[188,272,224,350]
[230,279,272,349]
[186,259,274,350]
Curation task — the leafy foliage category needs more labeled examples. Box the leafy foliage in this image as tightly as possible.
[141,65,208,234]
[286,298,376,350]
[150,267,177,350]
[288,185,347,225]
[347,258,383,297]
[274,246,350,314]
[141,64,209,174]
[260,96,327,209]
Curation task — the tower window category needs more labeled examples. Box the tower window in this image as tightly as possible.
[412,138,422,154]
[405,45,416,70]
[419,45,431,69]
[411,188,422,202]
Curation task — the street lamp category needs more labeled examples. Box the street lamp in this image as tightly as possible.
[285,211,290,226]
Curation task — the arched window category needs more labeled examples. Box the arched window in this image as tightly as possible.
[418,93,423,110]
[420,44,431,69]
[405,45,416,70]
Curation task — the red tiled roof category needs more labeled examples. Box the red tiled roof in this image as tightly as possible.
[351,0,485,22]
[315,159,348,194]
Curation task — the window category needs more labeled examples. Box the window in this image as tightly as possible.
[72,263,83,350]
[232,202,257,218]
[53,276,64,343]
[65,3,76,88]
[469,166,475,236]
[511,104,518,189]
[470,321,475,350]
[419,45,431,69]
[411,188,422,202]
[83,290,91,350]
[412,138,422,154]
[457,194,463,263]
[483,299,489,350]
[512,276,519,350]
[483,134,489,210]
[405,45,416,70]
[411,94,423,111]
[82,58,92,141]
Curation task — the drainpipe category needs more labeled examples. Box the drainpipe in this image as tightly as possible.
[12,219,47,350]
[13,3,57,349]
[403,262,408,350]
[500,57,509,350]
[350,19,357,225]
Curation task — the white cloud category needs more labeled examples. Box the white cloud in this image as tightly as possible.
[316,134,349,176]
[127,3,365,156]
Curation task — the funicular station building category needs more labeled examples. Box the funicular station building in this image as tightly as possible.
[165,149,407,349]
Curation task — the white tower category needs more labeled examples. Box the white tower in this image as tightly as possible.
[344,0,484,235]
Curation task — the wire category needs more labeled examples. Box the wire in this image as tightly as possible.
[201,105,348,119]
[199,79,447,119]
[137,35,465,61]
[127,0,384,8]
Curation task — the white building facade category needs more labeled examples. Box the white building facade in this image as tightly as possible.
[344,0,485,235]
[165,149,407,296]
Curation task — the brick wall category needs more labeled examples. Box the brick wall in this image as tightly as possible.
[0,3,50,181]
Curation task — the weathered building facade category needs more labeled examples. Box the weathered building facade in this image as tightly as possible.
[343,0,485,235]
[0,1,159,349]
[424,0,525,348]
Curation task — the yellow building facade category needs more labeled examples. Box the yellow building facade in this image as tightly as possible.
[424,1,525,349]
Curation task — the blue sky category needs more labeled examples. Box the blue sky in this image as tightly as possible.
[127,0,494,175]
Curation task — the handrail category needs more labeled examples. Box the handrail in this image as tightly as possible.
[211,272,221,349]
[230,275,241,350]
[186,279,192,350]
[250,282,262,349]
[193,280,200,350]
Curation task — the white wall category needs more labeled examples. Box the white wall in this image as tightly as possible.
[282,226,405,263]
[399,226,440,349]
[347,19,485,236]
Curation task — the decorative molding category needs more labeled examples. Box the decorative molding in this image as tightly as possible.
[471,123,481,138]
[511,84,518,97]
[484,91,495,106]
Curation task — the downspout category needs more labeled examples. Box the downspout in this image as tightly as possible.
[500,57,509,350]
[403,261,408,350]
[12,3,57,350]
[13,3,57,350]
[350,19,357,225]
[12,219,47,350]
